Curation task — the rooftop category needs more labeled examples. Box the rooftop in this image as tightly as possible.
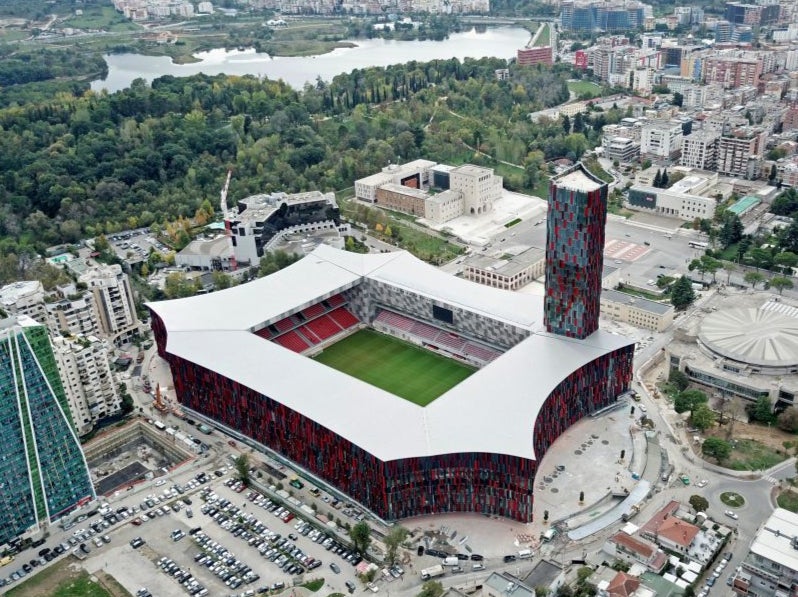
[553,164,604,193]
[178,236,233,259]
[602,289,674,315]
[657,517,700,548]
[698,307,798,368]
[749,508,798,573]
[609,531,656,558]
[484,572,535,597]
[149,245,631,463]
[0,281,44,306]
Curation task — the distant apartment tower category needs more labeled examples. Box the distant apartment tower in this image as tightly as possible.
[725,1,780,26]
[545,163,608,339]
[560,0,649,32]
[717,126,767,179]
[680,131,719,170]
[517,46,553,66]
[641,121,683,164]
[702,55,762,88]
[0,317,94,545]
[52,335,121,436]
[79,264,138,345]
[0,281,47,325]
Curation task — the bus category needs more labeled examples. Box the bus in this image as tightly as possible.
[688,241,708,249]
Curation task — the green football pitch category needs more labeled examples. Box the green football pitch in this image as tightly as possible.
[313,329,475,406]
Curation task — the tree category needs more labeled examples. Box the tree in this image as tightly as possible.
[562,114,571,134]
[748,396,774,424]
[702,437,732,463]
[669,368,689,391]
[672,91,683,107]
[744,271,764,289]
[671,276,696,310]
[771,276,794,295]
[691,404,715,431]
[234,453,251,487]
[418,581,444,597]
[349,521,372,555]
[653,169,662,188]
[774,251,798,274]
[385,525,409,565]
[674,389,707,414]
[689,494,709,512]
[535,587,549,597]
[661,169,669,188]
[777,407,798,433]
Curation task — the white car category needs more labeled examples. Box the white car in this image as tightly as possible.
[725,510,739,520]
[639,404,647,413]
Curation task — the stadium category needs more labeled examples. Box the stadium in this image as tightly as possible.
[148,165,635,522]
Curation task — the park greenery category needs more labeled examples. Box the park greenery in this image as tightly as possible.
[0,57,633,271]
[689,494,709,513]
[234,453,251,487]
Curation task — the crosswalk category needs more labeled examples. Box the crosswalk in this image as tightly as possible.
[762,475,780,485]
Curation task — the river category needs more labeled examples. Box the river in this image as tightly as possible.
[90,27,531,93]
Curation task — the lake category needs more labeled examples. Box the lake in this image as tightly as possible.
[91,27,531,92]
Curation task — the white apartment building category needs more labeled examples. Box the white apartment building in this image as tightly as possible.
[641,121,683,163]
[680,131,719,170]
[46,293,100,337]
[197,1,213,13]
[734,509,798,597]
[79,264,139,345]
[0,281,47,325]
[52,335,121,436]
[449,164,502,216]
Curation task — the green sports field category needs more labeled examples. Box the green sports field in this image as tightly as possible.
[313,329,475,406]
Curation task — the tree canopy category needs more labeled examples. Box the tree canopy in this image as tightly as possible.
[701,437,731,463]
[671,276,696,310]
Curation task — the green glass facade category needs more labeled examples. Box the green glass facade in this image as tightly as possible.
[0,319,94,545]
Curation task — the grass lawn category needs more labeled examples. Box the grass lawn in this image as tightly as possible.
[727,438,786,471]
[5,564,120,597]
[314,329,475,405]
[64,5,139,31]
[777,489,798,513]
[567,80,602,98]
[532,23,550,47]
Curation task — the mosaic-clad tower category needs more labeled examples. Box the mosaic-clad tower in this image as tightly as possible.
[0,316,95,545]
[544,163,608,339]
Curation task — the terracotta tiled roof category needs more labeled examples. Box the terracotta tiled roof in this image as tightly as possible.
[657,516,700,548]
[610,532,655,559]
[608,572,640,597]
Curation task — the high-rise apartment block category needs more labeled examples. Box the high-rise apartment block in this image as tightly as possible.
[641,121,684,163]
[717,126,767,179]
[0,281,47,324]
[0,317,94,545]
[52,335,121,436]
[680,132,720,170]
[46,291,100,337]
[545,163,608,339]
[79,264,139,344]
[560,0,650,32]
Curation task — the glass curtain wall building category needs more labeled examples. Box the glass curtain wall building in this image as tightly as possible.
[0,316,94,545]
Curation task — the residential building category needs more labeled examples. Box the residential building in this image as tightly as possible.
[724,1,780,26]
[483,568,563,597]
[449,164,502,216]
[702,54,763,89]
[602,136,641,164]
[0,281,47,325]
[641,121,684,163]
[52,334,121,436]
[717,126,767,179]
[517,46,553,66]
[603,530,668,572]
[734,508,798,597]
[600,289,675,332]
[79,263,139,345]
[463,247,546,291]
[560,0,650,32]
[0,317,95,545]
[495,68,510,81]
[545,163,608,339]
[639,500,700,554]
[46,293,100,338]
[680,131,720,170]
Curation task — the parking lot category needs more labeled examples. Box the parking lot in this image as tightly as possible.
[107,227,168,264]
[67,469,396,597]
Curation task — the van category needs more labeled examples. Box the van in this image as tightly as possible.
[518,549,533,559]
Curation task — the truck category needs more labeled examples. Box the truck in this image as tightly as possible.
[541,529,558,543]
[442,557,459,566]
[421,565,445,580]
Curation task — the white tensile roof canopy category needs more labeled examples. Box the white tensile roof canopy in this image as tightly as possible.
[149,245,630,462]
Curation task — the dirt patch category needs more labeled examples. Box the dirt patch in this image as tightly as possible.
[94,569,133,597]
[5,558,84,596]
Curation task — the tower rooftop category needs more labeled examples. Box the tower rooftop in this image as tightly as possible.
[553,167,604,193]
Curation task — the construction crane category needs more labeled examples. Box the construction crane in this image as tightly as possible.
[220,169,237,271]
